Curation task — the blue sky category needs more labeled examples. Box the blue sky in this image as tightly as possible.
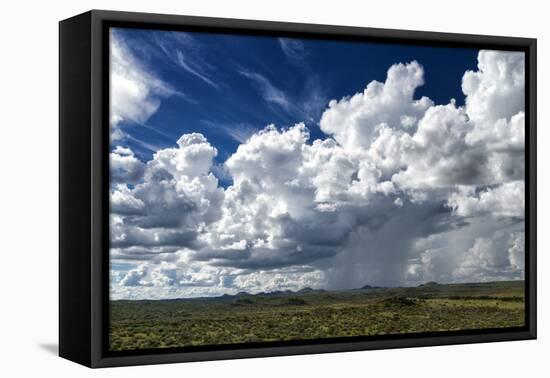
[111,28,478,186]
[109,28,525,299]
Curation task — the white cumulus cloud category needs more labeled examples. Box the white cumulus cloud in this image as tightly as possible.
[110,50,526,299]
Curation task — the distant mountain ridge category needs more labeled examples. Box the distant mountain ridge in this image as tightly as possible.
[217,284,382,299]
[357,284,383,290]
[113,280,525,302]
[221,287,327,299]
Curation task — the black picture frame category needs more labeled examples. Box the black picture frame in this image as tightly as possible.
[59,9,537,368]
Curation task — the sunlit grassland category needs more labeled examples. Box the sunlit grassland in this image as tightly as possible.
[109,280,525,351]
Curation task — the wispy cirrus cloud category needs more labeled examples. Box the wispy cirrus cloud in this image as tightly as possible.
[175,50,220,90]
[154,32,221,90]
[201,120,259,144]
[238,68,327,124]
[302,76,328,123]
[278,38,310,67]
[277,38,328,121]
[133,120,177,141]
[125,134,164,153]
[238,69,293,112]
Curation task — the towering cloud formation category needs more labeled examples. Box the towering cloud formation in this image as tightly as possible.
[110,134,224,257]
[110,50,525,299]
[320,61,433,151]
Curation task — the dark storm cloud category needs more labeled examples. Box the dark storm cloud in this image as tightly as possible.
[110,228,198,249]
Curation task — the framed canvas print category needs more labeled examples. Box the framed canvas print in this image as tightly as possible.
[59,10,536,368]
